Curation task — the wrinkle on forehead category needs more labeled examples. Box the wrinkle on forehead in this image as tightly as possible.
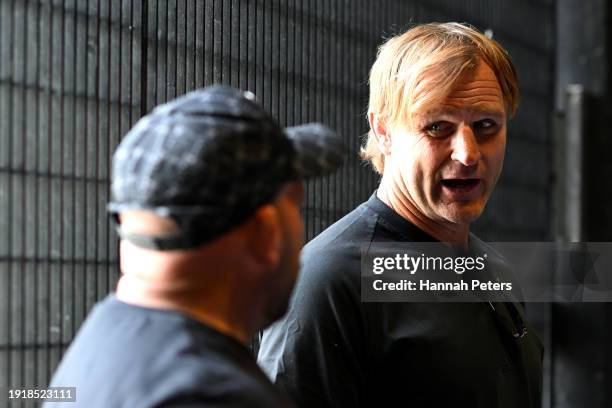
[451,79,502,92]
[431,69,504,116]
[441,96,505,112]
[407,60,507,126]
[446,84,503,105]
[442,94,504,118]
[446,63,503,100]
[448,85,502,98]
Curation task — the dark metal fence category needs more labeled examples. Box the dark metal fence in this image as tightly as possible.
[0,1,555,407]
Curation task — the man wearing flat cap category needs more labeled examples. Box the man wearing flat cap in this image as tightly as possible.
[44,85,342,408]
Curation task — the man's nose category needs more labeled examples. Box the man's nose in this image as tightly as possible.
[450,124,481,166]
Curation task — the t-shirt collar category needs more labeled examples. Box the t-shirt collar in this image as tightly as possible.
[364,191,438,242]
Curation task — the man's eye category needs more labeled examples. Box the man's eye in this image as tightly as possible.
[473,119,499,135]
[425,121,454,138]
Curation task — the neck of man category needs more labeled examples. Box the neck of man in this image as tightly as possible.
[377,178,470,247]
[116,245,261,346]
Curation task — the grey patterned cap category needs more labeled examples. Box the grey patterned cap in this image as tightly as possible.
[108,85,343,250]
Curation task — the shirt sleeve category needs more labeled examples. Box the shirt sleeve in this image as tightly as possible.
[257,245,368,408]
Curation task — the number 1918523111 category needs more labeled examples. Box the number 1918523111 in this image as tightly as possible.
[7,387,76,402]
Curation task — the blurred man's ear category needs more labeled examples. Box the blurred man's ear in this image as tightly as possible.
[368,111,392,155]
[245,204,282,269]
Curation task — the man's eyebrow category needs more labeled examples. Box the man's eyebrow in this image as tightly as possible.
[421,106,506,118]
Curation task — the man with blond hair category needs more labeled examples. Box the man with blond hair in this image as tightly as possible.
[258,23,543,407]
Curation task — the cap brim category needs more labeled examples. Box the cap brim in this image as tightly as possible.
[284,123,344,179]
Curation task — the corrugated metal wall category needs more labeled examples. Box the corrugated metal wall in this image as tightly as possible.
[0,1,140,405]
[0,1,555,407]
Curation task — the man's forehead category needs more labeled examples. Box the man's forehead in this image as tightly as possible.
[416,88,506,119]
[413,59,506,116]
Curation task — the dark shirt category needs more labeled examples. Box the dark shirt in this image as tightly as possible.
[258,193,543,407]
[45,295,295,408]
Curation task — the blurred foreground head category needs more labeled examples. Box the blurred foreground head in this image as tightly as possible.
[108,85,343,340]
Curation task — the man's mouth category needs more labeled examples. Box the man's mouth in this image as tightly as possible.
[440,178,482,198]
[441,178,480,188]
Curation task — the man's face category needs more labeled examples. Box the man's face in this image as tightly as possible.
[385,60,507,226]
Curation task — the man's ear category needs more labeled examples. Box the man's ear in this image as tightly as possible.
[245,204,282,268]
[368,111,392,155]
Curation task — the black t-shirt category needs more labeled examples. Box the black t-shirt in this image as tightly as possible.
[44,295,295,408]
[258,193,543,408]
